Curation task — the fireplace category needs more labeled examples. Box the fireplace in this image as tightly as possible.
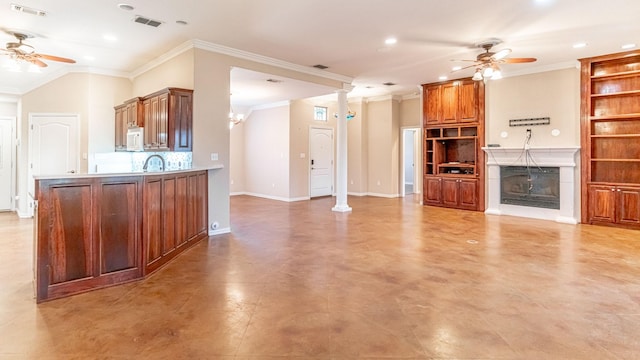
[500,166,560,209]
[482,147,580,224]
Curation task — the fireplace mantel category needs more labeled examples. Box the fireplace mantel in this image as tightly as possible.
[482,146,580,224]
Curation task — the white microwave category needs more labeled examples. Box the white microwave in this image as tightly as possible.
[126,127,144,151]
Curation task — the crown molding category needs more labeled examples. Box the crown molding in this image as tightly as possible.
[129,40,195,80]
[502,60,578,79]
[192,39,353,84]
[365,94,404,103]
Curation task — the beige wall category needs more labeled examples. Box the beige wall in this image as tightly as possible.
[367,98,401,196]
[133,49,195,96]
[244,105,291,199]
[400,97,421,127]
[486,68,580,147]
[347,100,368,195]
[87,74,134,171]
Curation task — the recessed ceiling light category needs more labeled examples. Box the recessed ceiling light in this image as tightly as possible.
[10,3,46,16]
[622,43,636,49]
[572,42,587,49]
[103,34,118,42]
[176,20,188,25]
[452,66,462,71]
[439,76,448,81]
[83,55,95,61]
[118,3,134,11]
[385,37,397,45]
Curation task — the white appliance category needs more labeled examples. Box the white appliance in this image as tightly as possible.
[126,127,144,151]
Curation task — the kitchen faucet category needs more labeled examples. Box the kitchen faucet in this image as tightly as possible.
[143,154,165,172]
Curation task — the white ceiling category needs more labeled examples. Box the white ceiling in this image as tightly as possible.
[1,0,640,107]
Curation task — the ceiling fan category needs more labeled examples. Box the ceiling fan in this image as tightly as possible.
[1,31,76,68]
[454,39,536,80]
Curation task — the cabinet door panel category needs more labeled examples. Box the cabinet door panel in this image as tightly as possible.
[588,185,615,223]
[424,177,442,204]
[196,172,208,234]
[173,91,193,151]
[441,84,458,123]
[459,179,478,210]
[163,178,176,255]
[617,187,640,225]
[458,81,477,123]
[114,107,126,150]
[100,182,139,274]
[175,175,188,246]
[187,174,199,240]
[144,178,163,265]
[48,184,94,284]
[424,86,441,124]
[442,178,459,206]
[158,93,169,150]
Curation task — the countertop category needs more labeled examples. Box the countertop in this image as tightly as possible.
[33,165,224,180]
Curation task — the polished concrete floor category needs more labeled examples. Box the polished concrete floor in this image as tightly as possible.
[1,195,640,359]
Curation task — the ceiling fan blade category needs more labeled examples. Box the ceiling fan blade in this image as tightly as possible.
[34,53,76,63]
[492,48,511,60]
[27,58,48,67]
[452,63,479,72]
[451,59,481,62]
[502,57,537,63]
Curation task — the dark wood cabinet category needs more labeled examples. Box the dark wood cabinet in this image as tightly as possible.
[422,78,484,211]
[425,176,477,210]
[115,89,192,152]
[143,88,193,152]
[423,79,479,125]
[35,169,208,302]
[580,50,640,229]
[143,170,208,275]
[114,98,143,151]
[35,176,143,302]
[588,185,640,226]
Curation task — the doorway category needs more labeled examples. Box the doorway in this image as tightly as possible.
[309,127,334,197]
[28,114,80,215]
[0,117,15,211]
[402,127,420,197]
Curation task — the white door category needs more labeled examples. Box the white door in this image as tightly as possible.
[28,114,80,211]
[402,127,421,197]
[0,118,14,211]
[309,127,333,197]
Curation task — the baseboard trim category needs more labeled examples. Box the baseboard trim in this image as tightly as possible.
[209,227,231,236]
[242,192,310,202]
[366,192,401,198]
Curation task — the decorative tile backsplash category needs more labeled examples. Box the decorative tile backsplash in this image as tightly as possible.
[94,152,192,173]
[131,152,192,172]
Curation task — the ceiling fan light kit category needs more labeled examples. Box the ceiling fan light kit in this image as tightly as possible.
[1,30,76,70]
[455,38,536,81]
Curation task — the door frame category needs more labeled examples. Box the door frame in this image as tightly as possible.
[308,125,334,198]
[401,126,421,197]
[27,113,81,215]
[0,117,16,211]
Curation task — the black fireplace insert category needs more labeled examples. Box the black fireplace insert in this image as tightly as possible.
[500,166,560,209]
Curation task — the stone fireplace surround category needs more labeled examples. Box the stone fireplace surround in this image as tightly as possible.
[482,147,580,224]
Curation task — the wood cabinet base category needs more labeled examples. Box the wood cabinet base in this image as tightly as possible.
[34,170,208,303]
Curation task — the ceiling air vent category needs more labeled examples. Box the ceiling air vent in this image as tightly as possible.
[266,78,282,83]
[383,82,396,86]
[313,64,329,70]
[134,15,163,27]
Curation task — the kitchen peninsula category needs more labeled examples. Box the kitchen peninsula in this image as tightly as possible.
[34,166,221,302]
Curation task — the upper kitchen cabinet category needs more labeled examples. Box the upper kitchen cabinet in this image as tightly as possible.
[143,88,193,152]
[142,88,193,151]
[114,97,143,151]
[422,79,480,125]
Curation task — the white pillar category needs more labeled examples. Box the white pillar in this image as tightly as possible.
[332,88,352,212]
